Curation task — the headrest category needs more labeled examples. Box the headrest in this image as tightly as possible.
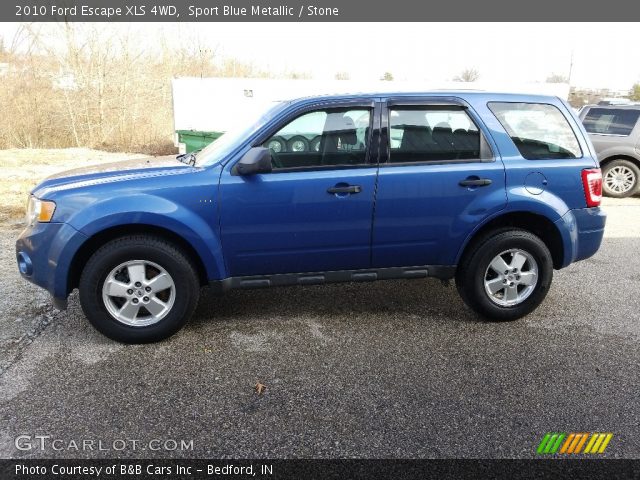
[395,110,428,126]
[325,114,357,145]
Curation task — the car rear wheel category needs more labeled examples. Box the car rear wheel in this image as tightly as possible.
[602,159,640,198]
[456,229,553,321]
[79,235,200,343]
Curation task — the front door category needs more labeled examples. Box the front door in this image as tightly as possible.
[220,102,380,277]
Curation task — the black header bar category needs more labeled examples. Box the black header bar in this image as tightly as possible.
[2,459,640,480]
[5,0,640,22]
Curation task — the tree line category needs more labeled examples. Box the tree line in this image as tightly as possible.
[0,24,308,154]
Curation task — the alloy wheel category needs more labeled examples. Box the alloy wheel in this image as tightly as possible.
[604,165,636,194]
[483,249,539,307]
[101,260,175,327]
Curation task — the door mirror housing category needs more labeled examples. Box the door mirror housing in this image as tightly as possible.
[232,147,273,175]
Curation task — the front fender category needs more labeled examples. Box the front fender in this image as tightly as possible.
[67,194,225,281]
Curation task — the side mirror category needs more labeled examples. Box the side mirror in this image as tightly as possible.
[232,147,273,175]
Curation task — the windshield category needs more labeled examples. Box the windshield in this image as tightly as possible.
[195,101,288,166]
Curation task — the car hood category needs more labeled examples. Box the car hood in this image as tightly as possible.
[33,155,193,196]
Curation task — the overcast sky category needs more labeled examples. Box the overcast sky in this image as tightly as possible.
[1,22,637,91]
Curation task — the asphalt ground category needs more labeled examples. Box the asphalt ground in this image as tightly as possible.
[0,197,638,459]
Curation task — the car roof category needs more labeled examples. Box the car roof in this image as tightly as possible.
[282,90,563,105]
[583,104,640,110]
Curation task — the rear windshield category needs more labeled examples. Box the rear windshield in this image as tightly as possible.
[488,102,582,160]
[582,107,640,136]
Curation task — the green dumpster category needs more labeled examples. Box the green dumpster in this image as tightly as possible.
[176,130,224,153]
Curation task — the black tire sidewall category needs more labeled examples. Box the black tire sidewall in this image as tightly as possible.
[309,136,322,152]
[267,136,286,153]
[459,231,553,321]
[287,135,310,152]
[602,159,640,198]
[79,238,199,343]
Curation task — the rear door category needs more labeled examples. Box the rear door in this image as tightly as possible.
[371,97,507,268]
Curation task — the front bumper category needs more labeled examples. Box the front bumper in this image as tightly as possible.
[555,206,607,267]
[15,222,88,309]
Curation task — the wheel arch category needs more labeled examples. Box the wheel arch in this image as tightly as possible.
[456,211,565,269]
[599,154,640,169]
[67,224,211,295]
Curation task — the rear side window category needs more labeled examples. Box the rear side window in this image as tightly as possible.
[582,108,640,136]
[388,107,485,163]
[488,102,582,160]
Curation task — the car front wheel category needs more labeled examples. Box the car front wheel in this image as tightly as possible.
[79,235,200,343]
[456,229,553,321]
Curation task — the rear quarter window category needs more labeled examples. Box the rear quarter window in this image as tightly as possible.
[582,107,640,136]
[488,102,582,160]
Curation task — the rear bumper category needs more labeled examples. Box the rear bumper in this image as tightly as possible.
[555,206,606,268]
[15,222,87,308]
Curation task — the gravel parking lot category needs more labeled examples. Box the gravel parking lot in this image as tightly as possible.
[0,197,638,459]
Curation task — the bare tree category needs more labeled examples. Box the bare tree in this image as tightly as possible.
[454,68,480,82]
[335,71,350,80]
[0,24,313,152]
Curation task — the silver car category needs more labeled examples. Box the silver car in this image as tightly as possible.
[580,105,640,198]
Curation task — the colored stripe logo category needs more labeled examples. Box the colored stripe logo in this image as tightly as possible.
[537,433,613,454]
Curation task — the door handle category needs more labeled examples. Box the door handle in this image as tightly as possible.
[459,178,492,187]
[327,185,362,194]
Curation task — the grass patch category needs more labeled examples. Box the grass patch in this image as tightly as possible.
[0,148,146,226]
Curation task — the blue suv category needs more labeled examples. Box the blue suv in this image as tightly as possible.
[16,92,606,343]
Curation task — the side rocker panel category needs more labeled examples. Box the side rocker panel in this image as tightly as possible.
[209,265,457,292]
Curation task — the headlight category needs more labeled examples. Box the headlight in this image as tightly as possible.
[25,196,56,225]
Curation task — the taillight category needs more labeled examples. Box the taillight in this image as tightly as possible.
[581,168,602,207]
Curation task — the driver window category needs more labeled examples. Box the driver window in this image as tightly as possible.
[263,108,371,170]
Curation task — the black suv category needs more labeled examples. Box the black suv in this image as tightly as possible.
[580,105,640,197]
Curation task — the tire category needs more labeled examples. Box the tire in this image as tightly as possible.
[79,235,200,343]
[266,136,286,153]
[309,136,322,152]
[602,159,640,198]
[455,229,553,321]
[287,135,309,153]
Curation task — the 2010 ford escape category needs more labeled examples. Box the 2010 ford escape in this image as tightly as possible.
[16,92,606,343]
